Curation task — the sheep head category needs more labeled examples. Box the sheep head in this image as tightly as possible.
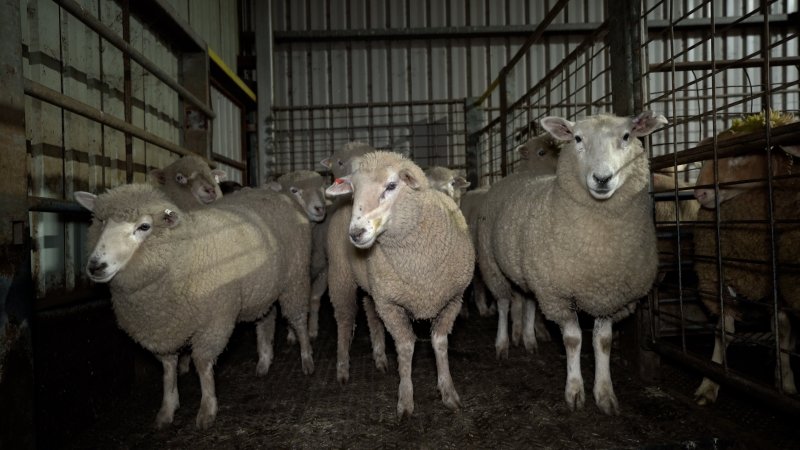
[541,111,667,200]
[149,154,226,206]
[694,152,793,209]
[75,185,181,283]
[269,170,327,222]
[320,141,375,180]
[515,133,561,175]
[326,151,427,249]
[424,166,470,206]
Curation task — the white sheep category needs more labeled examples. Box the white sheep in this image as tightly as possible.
[149,154,226,210]
[268,170,328,340]
[479,111,666,415]
[424,166,471,206]
[472,134,561,348]
[322,141,389,384]
[74,184,314,429]
[327,151,475,417]
[691,114,800,405]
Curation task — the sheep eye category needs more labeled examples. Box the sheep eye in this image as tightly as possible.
[137,223,151,232]
[537,149,547,156]
[385,182,398,191]
[575,136,582,144]
[337,160,344,167]
[622,132,630,141]
[290,187,299,194]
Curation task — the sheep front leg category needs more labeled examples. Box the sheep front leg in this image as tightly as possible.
[510,292,524,347]
[309,267,328,340]
[154,353,180,428]
[375,300,417,418]
[495,297,511,359]
[431,297,463,411]
[363,295,388,372]
[192,355,218,429]
[592,318,618,415]
[561,314,585,411]
[281,302,315,375]
[695,314,734,405]
[255,307,277,376]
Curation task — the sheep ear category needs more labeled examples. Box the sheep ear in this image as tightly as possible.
[400,168,421,190]
[326,177,353,197]
[631,111,668,137]
[74,191,97,211]
[211,169,227,183]
[161,209,180,228]
[516,144,530,159]
[454,176,470,190]
[320,157,333,169]
[149,169,166,185]
[267,181,282,192]
[540,117,575,141]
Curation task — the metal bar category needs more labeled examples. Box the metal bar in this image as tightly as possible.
[122,0,133,183]
[28,196,90,214]
[24,79,208,163]
[53,0,215,119]
[272,99,463,111]
[473,0,570,107]
[652,341,800,415]
[211,152,247,171]
[648,56,800,73]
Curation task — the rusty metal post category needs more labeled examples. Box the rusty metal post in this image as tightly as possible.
[608,0,643,116]
[0,0,35,447]
[465,97,483,187]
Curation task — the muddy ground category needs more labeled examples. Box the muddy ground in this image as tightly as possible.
[54,298,798,449]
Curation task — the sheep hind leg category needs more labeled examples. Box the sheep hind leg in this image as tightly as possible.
[510,292,525,347]
[593,317,619,415]
[375,301,417,418]
[282,302,315,376]
[561,314,585,411]
[495,297,511,359]
[154,353,180,428]
[308,268,328,340]
[363,295,388,372]
[776,311,797,394]
[473,272,493,317]
[522,298,539,353]
[695,314,735,405]
[331,284,358,383]
[431,297,463,411]
[255,307,277,376]
[192,355,218,430]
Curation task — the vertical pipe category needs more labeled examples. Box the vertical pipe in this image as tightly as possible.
[607,0,642,116]
[499,74,508,177]
[256,0,274,181]
[122,0,133,183]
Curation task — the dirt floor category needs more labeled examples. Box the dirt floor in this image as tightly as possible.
[60,298,799,449]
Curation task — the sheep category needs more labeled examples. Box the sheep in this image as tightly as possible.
[326,151,475,417]
[651,167,700,282]
[471,134,562,348]
[268,170,328,340]
[691,113,800,406]
[322,141,390,384]
[149,154,226,210]
[424,166,470,206]
[478,111,667,415]
[73,184,314,429]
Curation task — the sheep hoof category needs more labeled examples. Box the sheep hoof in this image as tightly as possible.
[440,389,462,411]
[301,354,315,375]
[195,411,216,430]
[255,358,272,377]
[396,401,414,419]
[336,361,350,384]
[693,379,719,406]
[523,339,539,354]
[495,342,509,360]
[565,380,585,411]
[595,392,619,415]
[374,353,389,373]
[154,410,174,429]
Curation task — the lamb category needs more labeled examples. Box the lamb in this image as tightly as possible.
[149,154,227,210]
[478,111,667,414]
[424,166,470,206]
[73,184,314,429]
[322,141,390,383]
[515,132,562,174]
[691,112,800,405]
[268,170,328,340]
[326,151,475,417]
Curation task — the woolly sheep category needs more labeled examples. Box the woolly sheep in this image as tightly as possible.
[692,116,800,406]
[424,166,470,206]
[327,151,475,417]
[149,154,226,210]
[74,184,314,429]
[515,132,562,174]
[322,142,389,384]
[268,170,328,340]
[479,111,667,415]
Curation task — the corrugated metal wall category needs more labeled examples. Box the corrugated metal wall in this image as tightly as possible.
[259,0,609,174]
[211,85,245,183]
[165,0,239,70]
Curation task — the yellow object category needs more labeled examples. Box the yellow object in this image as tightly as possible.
[729,110,797,134]
[209,48,256,102]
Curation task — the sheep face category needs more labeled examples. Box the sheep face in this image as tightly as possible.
[321,141,375,179]
[515,134,560,175]
[694,152,791,209]
[425,167,470,206]
[271,172,327,222]
[326,151,426,249]
[542,111,667,200]
[75,190,180,283]
[150,156,226,206]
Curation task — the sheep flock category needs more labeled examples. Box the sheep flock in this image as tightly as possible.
[73,109,798,428]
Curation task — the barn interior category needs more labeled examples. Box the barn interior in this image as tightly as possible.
[1,0,799,448]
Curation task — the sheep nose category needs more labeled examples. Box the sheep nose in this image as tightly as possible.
[349,227,366,242]
[592,173,612,186]
[314,205,325,215]
[87,260,107,276]
[204,186,217,196]
[694,189,707,202]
